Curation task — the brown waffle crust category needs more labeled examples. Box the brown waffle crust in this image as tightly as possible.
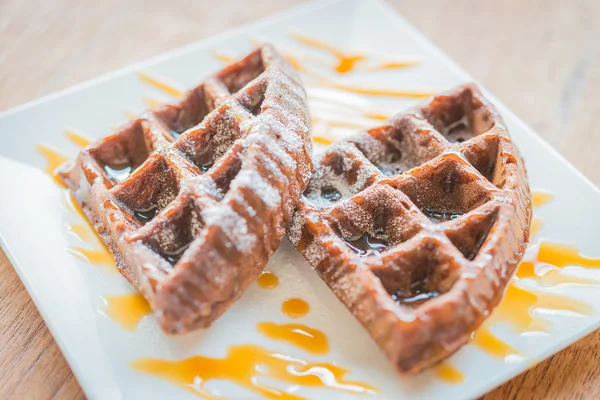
[287,84,532,374]
[60,45,312,334]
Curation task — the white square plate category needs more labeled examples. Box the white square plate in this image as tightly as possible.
[1,0,600,399]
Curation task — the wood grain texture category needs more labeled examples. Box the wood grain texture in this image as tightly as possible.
[0,0,598,399]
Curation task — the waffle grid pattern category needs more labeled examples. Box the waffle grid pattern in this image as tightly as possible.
[62,45,312,334]
[288,84,531,374]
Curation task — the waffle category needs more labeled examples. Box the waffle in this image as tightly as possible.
[287,84,532,374]
[60,45,312,334]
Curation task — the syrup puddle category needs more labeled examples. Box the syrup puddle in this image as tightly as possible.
[282,298,310,318]
[343,233,389,256]
[102,293,151,331]
[132,345,377,399]
[257,322,329,355]
[257,271,279,289]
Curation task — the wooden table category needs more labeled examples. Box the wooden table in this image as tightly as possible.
[1,0,598,398]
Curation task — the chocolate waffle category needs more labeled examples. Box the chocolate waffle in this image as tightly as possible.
[60,45,312,334]
[287,84,532,374]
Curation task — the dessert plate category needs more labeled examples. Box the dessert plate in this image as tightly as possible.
[1,0,599,399]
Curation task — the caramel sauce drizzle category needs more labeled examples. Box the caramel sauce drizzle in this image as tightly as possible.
[257,271,279,288]
[285,55,303,71]
[537,241,600,268]
[131,345,377,399]
[257,322,329,355]
[364,61,420,71]
[289,33,366,74]
[282,298,310,318]
[63,192,117,272]
[102,293,151,331]
[137,72,183,97]
[143,97,162,108]
[64,129,91,147]
[43,42,594,390]
[210,50,235,64]
[434,362,465,384]
[36,129,93,187]
[35,144,69,187]
[363,112,389,121]
[203,38,427,145]
[312,135,333,146]
[66,247,115,269]
[36,134,118,272]
[323,82,434,99]
[289,33,419,75]
[532,190,554,207]
[530,217,543,237]
[472,191,599,360]
[125,110,138,120]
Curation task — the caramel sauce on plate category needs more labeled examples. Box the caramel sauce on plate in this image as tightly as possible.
[210,50,235,64]
[36,129,94,187]
[282,298,310,318]
[137,72,183,97]
[67,222,92,242]
[64,130,91,147]
[39,41,596,389]
[363,112,389,121]
[289,33,366,74]
[102,293,151,331]
[66,247,115,270]
[537,241,600,268]
[312,135,333,146]
[366,61,420,71]
[325,83,434,99]
[434,362,465,384]
[530,217,543,237]
[257,322,329,355]
[64,192,116,272]
[284,55,303,71]
[257,271,279,288]
[289,33,419,75]
[471,191,600,360]
[532,190,554,207]
[125,110,138,120]
[131,345,377,399]
[143,97,162,108]
[35,145,69,187]
[471,324,521,359]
